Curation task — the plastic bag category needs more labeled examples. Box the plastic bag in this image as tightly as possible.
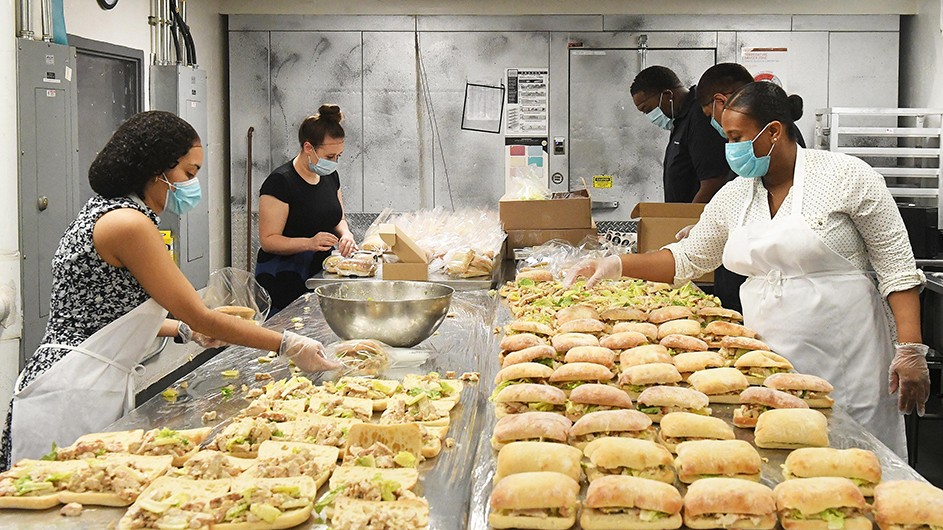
[502,165,550,201]
[515,237,621,280]
[324,339,431,378]
[202,267,271,324]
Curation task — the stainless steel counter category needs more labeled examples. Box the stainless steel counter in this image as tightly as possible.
[0,284,928,529]
[0,289,500,529]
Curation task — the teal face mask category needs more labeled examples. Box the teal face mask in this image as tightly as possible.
[725,122,775,179]
[710,100,726,139]
[308,155,338,177]
[161,173,202,215]
[646,92,674,131]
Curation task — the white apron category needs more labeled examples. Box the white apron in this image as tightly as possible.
[10,298,167,461]
[722,149,906,457]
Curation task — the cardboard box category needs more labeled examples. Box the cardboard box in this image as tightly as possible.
[378,224,428,281]
[499,189,593,230]
[631,202,712,283]
[506,226,598,249]
[380,261,429,281]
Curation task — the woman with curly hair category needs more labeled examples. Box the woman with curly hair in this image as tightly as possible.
[1,111,339,469]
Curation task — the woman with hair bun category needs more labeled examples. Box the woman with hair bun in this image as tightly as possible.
[565,82,928,457]
[1,111,339,469]
[256,104,356,314]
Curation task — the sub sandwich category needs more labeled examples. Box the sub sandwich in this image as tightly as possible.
[661,334,710,355]
[674,440,762,483]
[613,322,659,342]
[567,409,656,449]
[720,336,771,365]
[493,383,567,417]
[564,384,634,421]
[581,476,684,530]
[673,351,726,382]
[489,472,580,530]
[657,412,735,453]
[688,367,749,404]
[774,477,872,530]
[735,351,794,385]
[873,480,943,530]
[619,363,682,398]
[649,306,695,324]
[657,319,703,340]
[491,412,572,450]
[549,362,614,393]
[733,387,808,429]
[600,331,650,351]
[551,332,600,353]
[599,306,650,323]
[495,441,583,483]
[782,448,882,497]
[764,373,834,408]
[683,478,777,530]
[583,437,675,484]
[619,344,673,369]
[754,408,830,449]
[564,346,617,368]
[558,318,608,336]
[636,386,712,422]
[502,344,559,368]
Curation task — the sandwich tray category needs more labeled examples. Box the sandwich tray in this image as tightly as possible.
[0,291,497,530]
[464,302,929,530]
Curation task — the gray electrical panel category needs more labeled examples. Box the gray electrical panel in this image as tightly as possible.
[16,39,80,363]
[150,65,209,289]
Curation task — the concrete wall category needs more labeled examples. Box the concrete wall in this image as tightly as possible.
[900,0,943,110]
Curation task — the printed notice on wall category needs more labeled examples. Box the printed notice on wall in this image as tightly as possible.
[505,68,548,137]
[740,47,788,90]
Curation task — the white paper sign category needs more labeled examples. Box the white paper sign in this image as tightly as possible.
[505,68,548,137]
[740,47,789,90]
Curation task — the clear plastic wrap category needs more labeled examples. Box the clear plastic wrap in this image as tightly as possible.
[501,165,551,201]
[201,267,271,323]
[513,237,630,281]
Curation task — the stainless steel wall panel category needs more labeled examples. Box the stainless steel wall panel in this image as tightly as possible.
[229,14,416,32]
[792,15,900,32]
[716,32,739,62]
[417,15,600,32]
[417,31,550,209]
[268,31,364,213]
[561,31,718,49]
[362,31,423,211]
[735,32,830,147]
[604,14,792,32]
[568,48,715,221]
[828,32,899,108]
[229,31,271,270]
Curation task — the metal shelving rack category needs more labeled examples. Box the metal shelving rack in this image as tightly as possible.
[814,107,943,225]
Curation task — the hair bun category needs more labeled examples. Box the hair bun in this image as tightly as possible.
[787,94,804,121]
[318,104,343,123]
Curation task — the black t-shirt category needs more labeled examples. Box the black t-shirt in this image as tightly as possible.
[663,86,730,203]
[258,160,342,244]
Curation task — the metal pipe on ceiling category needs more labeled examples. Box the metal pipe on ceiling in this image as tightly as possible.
[17,0,33,39]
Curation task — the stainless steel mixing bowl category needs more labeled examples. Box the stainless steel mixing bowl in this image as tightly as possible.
[314,281,454,347]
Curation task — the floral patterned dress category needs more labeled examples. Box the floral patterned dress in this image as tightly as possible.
[1,195,157,469]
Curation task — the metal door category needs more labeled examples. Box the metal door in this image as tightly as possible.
[569,48,716,220]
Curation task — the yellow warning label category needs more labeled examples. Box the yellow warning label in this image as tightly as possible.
[160,230,175,261]
[593,175,613,188]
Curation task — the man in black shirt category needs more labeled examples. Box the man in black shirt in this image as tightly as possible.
[630,66,730,203]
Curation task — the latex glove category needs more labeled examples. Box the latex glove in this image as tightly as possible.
[563,255,623,289]
[889,343,931,416]
[192,331,227,349]
[337,234,358,257]
[676,224,695,241]
[279,331,342,372]
[310,232,339,252]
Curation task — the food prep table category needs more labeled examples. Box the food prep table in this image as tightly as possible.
[0,281,930,529]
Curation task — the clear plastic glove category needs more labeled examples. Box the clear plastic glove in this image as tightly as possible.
[337,234,358,257]
[563,255,623,289]
[889,343,931,416]
[676,224,695,241]
[310,232,339,252]
[192,331,227,349]
[279,331,343,372]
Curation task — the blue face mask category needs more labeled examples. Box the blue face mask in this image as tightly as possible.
[161,174,202,215]
[710,100,727,139]
[308,155,338,177]
[646,91,674,131]
[725,122,775,179]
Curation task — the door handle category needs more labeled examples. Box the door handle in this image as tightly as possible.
[37,196,48,211]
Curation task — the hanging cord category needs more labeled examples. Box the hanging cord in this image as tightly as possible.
[169,0,197,66]
[167,9,183,64]
[414,28,455,210]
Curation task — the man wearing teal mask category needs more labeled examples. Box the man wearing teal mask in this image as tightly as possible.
[629,65,730,204]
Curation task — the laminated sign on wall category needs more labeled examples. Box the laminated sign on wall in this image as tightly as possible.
[505,68,548,137]
[740,47,789,89]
